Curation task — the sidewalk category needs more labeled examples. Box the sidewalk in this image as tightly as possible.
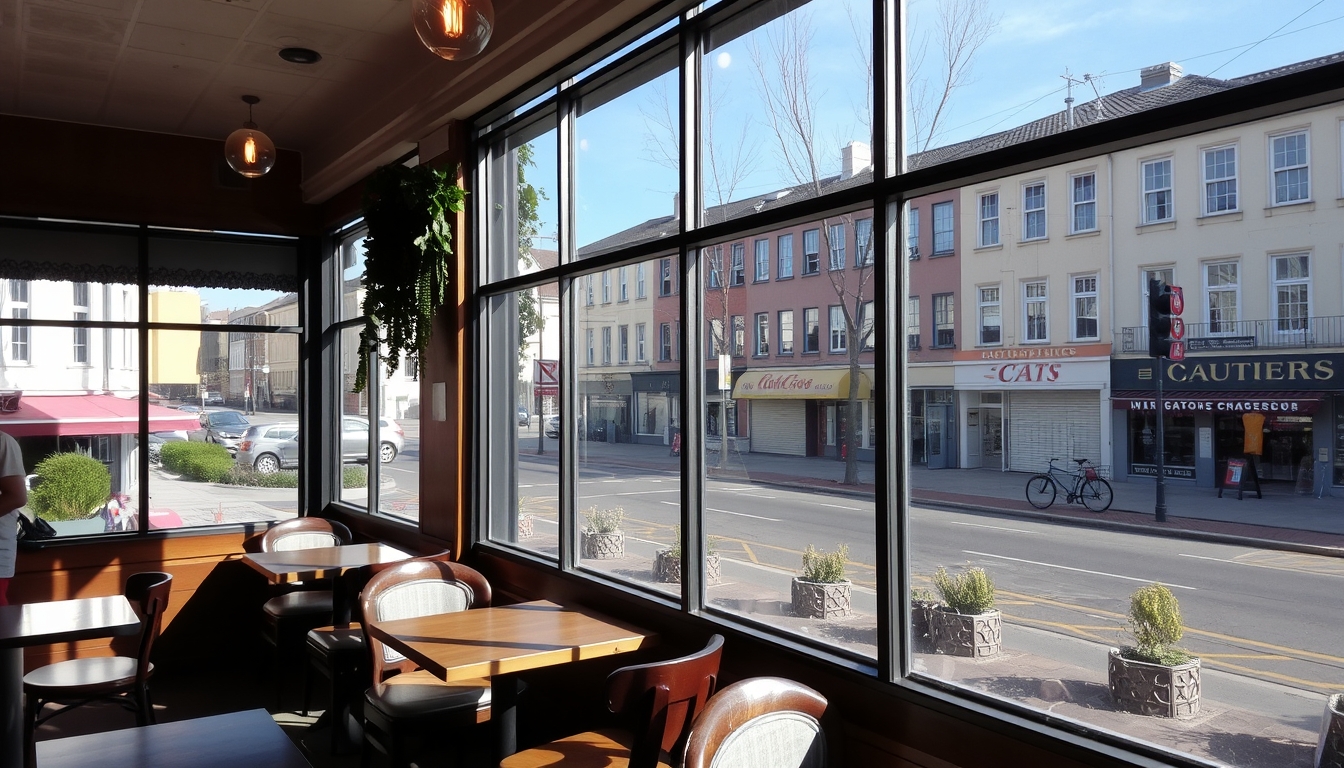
[518,434,1344,551]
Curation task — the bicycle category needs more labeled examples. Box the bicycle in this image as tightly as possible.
[1025,458,1113,512]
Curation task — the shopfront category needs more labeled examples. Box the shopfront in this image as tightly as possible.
[732,366,873,460]
[1110,353,1342,492]
[630,371,679,446]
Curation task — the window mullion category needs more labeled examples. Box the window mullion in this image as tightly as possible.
[679,15,703,612]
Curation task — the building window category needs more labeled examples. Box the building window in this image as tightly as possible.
[586,328,595,365]
[828,223,846,270]
[618,325,629,363]
[585,275,595,305]
[829,306,846,352]
[659,258,674,295]
[732,315,745,357]
[933,293,955,348]
[635,323,646,361]
[1141,158,1173,223]
[779,310,794,354]
[1271,253,1310,332]
[803,229,820,274]
[602,271,612,303]
[707,252,723,289]
[777,234,794,278]
[1073,275,1099,341]
[907,296,921,349]
[1070,172,1096,233]
[636,263,646,298]
[1140,267,1176,340]
[618,267,629,302]
[1024,281,1048,342]
[907,207,920,259]
[803,308,820,352]
[1271,130,1310,204]
[754,313,769,355]
[1205,261,1240,333]
[601,327,612,364]
[10,280,29,363]
[754,239,769,281]
[1202,144,1238,214]
[860,301,874,350]
[730,243,745,286]
[855,218,873,266]
[1022,182,1046,240]
[977,193,998,247]
[659,323,672,361]
[709,318,723,357]
[73,282,90,364]
[932,201,954,254]
[978,287,1001,345]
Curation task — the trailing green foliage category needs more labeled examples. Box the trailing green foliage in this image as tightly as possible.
[932,565,996,615]
[160,442,233,483]
[1124,583,1191,665]
[582,506,624,534]
[356,163,466,393]
[342,466,368,489]
[801,543,848,583]
[29,453,110,521]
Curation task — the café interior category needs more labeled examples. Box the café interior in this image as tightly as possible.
[3,0,1343,767]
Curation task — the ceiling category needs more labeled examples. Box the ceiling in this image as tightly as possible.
[0,0,663,203]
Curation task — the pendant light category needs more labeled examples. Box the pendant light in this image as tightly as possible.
[412,0,494,61]
[224,95,276,178]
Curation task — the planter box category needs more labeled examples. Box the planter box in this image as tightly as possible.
[580,530,625,560]
[791,578,852,619]
[1107,648,1201,719]
[517,513,534,539]
[929,608,1002,658]
[652,550,721,585]
[1317,693,1344,768]
[911,600,939,654]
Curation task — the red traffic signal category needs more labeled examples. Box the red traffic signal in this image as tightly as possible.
[1170,317,1185,340]
[1148,280,1186,359]
[1169,286,1184,316]
[1168,341,1185,361]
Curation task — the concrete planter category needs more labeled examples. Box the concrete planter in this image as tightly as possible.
[929,608,1002,658]
[580,530,624,560]
[1107,648,1201,719]
[517,513,534,539]
[910,600,939,654]
[791,578,852,619]
[652,550,721,585]
[1317,693,1344,768]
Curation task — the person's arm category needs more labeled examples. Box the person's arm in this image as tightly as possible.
[0,474,27,516]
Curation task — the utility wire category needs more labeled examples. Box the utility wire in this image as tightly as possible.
[1206,0,1328,77]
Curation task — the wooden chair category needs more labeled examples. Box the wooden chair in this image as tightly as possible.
[499,634,725,768]
[681,677,829,768]
[258,517,352,707]
[359,557,494,768]
[23,572,173,760]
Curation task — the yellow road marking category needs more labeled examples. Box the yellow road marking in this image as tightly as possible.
[740,542,761,564]
[1198,654,1293,661]
[1196,657,1335,690]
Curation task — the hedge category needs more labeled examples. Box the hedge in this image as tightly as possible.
[160,441,234,483]
[29,453,110,521]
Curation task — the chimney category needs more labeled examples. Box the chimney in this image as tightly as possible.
[1139,62,1183,91]
[841,141,870,180]
[672,191,680,219]
[1065,94,1075,129]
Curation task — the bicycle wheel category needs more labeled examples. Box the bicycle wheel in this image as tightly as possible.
[1025,474,1056,509]
[1080,478,1113,512]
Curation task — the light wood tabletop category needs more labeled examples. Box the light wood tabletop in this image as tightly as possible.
[242,543,410,584]
[365,599,656,683]
[35,708,312,768]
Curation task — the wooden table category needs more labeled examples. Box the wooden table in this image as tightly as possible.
[366,599,656,760]
[0,596,141,768]
[243,542,410,625]
[35,708,312,768]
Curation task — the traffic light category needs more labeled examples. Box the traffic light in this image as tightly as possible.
[1147,279,1185,360]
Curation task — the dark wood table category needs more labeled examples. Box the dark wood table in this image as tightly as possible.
[242,542,410,625]
[366,599,656,761]
[35,708,312,768]
[0,596,141,768]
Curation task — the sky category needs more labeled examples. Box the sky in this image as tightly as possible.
[517,0,1344,254]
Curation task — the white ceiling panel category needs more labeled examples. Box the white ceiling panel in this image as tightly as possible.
[18,90,104,123]
[126,23,240,63]
[24,0,137,20]
[266,0,401,32]
[135,0,258,38]
[245,13,362,59]
[215,60,320,97]
[231,40,340,79]
[23,3,129,45]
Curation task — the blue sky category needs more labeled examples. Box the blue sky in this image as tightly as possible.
[522,0,1344,252]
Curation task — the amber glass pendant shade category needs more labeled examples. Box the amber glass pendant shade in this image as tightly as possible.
[224,96,276,178]
[412,0,493,61]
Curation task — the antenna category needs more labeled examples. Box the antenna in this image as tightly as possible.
[1061,68,1084,129]
[1084,73,1107,121]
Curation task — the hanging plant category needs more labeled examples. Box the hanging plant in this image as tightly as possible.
[355,163,466,392]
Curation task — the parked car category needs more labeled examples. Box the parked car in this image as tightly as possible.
[194,410,250,454]
[236,423,300,473]
[544,414,559,438]
[176,404,201,413]
[517,406,530,427]
[339,416,405,464]
[202,391,225,406]
[543,415,598,440]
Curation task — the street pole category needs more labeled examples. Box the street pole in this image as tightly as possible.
[1154,360,1167,522]
[536,332,544,455]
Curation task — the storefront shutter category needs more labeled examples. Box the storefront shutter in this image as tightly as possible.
[749,400,807,456]
[1008,391,1102,473]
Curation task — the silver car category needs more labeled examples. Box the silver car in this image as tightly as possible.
[340,416,405,464]
[194,410,251,455]
[236,423,300,473]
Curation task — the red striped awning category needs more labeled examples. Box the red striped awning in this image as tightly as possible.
[0,395,199,437]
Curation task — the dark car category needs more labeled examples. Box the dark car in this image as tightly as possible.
[195,410,250,454]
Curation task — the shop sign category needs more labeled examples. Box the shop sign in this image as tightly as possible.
[732,368,871,400]
[1130,464,1195,479]
[1120,397,1321,414]
[954,358,1108,389]
[1112,353,1341,391]
[955,342,1111,362]
[1187,336,1256,351]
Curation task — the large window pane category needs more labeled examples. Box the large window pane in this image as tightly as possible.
[338,325,371,508]
[487,122,559,282]
[376,343,419,523]
[575,258,682,594]
[701,214,877,656]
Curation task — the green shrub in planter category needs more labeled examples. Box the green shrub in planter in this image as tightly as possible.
[160,442,233,482]
[932,565,996,615]
[29,453,110,521]
[1125,583,1191,665]
[582,506,624,534]
[801,543,848,583]
[342,466,368,489]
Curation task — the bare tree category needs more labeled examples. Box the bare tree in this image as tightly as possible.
[906,0,999,154]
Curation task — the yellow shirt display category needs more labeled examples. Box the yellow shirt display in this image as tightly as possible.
[1242,412,1265,455]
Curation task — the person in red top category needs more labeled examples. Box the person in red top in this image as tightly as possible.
[0,430,28,606]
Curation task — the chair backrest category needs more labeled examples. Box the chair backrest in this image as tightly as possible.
[336,549,452,625]
[360,556,491,681]
[607,633,724,768]
[260,517,352,553]
[682,677,828,768]
[125,571,173,686]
